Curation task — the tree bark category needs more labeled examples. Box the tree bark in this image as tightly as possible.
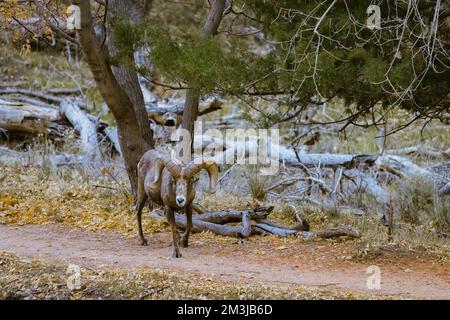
[73,0,154,195]
[181,0,226,150]
[106,0,154,147]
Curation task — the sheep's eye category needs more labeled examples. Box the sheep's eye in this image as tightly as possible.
[190,177,199,185]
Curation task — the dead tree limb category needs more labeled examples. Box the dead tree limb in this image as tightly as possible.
[193,206,273,224]
[377,154,449,188]
[149,206,359,239]
[345,170,390,205]
[0,88,64,104]
[0,98,64,135]
[0,98,61,121]
[387,145,450,159]
[59,100,100,162]
[0,146,84,167]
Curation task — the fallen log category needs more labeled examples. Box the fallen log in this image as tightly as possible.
[0,98,65,135]
[150,210,257,237]
[200,135,447,200]
[0,88,64,104]
[0,113,46,135]
[193,206,274,224]
[5,95,57,110]
[0,146,84,167]
[60,100,100,162]
[376,154,449,188]
[387,145,450,159]
[345,170,390,205]
[204,118,246,129]
[198,134,378,169]
[0,98,61,122]
[149,207,359,239]
[252,224,303,237]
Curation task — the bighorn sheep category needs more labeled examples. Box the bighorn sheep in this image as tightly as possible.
[136,150,218,258]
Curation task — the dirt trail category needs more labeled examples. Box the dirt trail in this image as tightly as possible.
[0,224,449,299]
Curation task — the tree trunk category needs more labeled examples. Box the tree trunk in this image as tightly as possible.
[74,0,154,195]
[107,0,154,147]
[181,0,226,149]
[181,89,200,156]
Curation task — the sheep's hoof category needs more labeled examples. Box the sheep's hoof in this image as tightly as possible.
[140,238,148,246]
[172,250,182,258]
[180,238,189,248]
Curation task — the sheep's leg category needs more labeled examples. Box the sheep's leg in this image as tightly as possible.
[181,205,193,248]
[165,205,181,258]
[136,178,148,246]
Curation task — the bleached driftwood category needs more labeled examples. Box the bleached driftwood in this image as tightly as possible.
[60,100,100,162]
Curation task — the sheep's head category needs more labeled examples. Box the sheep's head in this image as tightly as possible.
[149,153,218,207]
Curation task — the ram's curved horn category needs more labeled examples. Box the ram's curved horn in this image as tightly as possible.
[182,158,218,193]
[149,153,182,189]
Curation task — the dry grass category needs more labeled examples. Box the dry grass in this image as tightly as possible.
[0,166,166,236]
[0,252,401,300]
[1,164,449,261]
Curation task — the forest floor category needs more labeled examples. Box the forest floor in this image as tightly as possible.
[0,223,449,299]
[0,43,449,300]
